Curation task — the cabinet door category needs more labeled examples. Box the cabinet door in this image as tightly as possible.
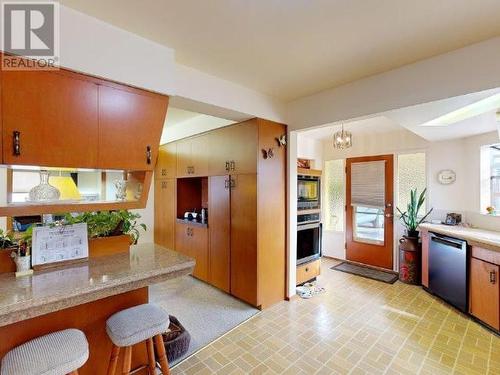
[175,223,190,257]
[154,179,175,249]
[191,135,209,176]
[421,230,429,287]
[98,85,168,170]
[230,174,258,306]
[208,176,231,292]
[229,121,258,174]
[470,258,499,330]
[2,70,98,168]
[156,143,177,179]
[190,226,209,282]
[176,139,192,177]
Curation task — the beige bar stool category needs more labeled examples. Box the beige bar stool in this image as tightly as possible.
[106,303,170,375]
[0,329,89,375]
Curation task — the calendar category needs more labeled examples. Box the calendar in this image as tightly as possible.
[32,223,89,268]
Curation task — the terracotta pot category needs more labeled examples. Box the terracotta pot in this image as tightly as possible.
[398,235,421,285]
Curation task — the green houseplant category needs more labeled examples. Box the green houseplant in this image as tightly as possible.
[397,188,433,238]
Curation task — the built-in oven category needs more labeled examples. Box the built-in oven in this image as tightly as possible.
[297,175,320,211]
[297,221,322,265]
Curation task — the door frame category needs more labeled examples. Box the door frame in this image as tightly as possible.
[345,154,394,270]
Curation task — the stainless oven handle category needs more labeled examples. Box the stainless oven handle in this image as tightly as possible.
[297,223,321,231]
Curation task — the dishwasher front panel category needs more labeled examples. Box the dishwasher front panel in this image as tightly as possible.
[428,233,468,312]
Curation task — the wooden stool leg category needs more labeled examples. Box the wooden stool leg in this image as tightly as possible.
[146,338,157,374]
[122,346,132,375]
[107,345,121,375]
[154,335,170,375]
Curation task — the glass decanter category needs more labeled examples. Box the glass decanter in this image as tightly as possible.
[28,170,61,202]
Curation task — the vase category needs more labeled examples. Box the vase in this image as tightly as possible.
[114,179,127,201]
[398,235,421,285]
[28,170,60,202]
[14,255,31,273]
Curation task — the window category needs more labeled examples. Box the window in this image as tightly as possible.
[324,159,345,231]
[397,153,427,215]
[482,144,500,215]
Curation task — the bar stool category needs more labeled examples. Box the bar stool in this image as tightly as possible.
[106,303,170,375]
[1,328,89,375]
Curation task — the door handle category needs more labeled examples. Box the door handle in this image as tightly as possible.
[225,161,230,172]
[230,160,235,171]
[146,145,152,164]
[13,131,20,156]
[490,271,497,284]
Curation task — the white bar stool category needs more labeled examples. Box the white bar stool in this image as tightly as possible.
[105,303,170,375]
[0,329,89,375]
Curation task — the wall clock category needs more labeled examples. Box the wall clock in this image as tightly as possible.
[437,169,456,185]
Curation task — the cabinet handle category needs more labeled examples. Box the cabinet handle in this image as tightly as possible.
[224,179,230,189]
[161,181,167,189]
[146,145,152,164]
[161,168,167,176]
[490,271,497,284]
[225,161,230,172]
[13,131,20,156]
[230,178,236,189]
[230,160,235,171]
[305,267,309,272]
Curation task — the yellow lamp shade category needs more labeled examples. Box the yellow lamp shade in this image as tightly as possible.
[49,176,81,200]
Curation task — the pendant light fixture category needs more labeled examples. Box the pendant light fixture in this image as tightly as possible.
[333,123,352,149]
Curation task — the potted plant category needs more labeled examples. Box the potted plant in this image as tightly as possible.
[396,188,433,284]
[63,210,147,255]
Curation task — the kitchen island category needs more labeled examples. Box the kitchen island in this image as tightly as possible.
[0,244,195,374]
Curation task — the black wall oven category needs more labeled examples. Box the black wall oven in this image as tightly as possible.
[297,175,320,210]
[297,222,322,265]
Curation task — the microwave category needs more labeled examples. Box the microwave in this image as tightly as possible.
[297,175,320,210]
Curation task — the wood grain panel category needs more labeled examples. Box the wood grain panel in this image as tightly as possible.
[296,259,321,285]
[154,179,175,249]
[191,226,208,282]
[257,119,286,308]
[0,288,149,375]
[469,257,499,330]
[2,70,98,168]
[176,139,192,178]
[98,85,168,171]
[175,222,190,258]
[191,135,209,176]
[155,143,177,180]
[472,246,500,265]
[208,176,231,292]
[230,173,258,306]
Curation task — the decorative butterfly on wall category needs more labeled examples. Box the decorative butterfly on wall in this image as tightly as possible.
[275,134,287,147]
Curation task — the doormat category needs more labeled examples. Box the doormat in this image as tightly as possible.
[330,262,398,284]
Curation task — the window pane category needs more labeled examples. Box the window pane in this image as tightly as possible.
[353,206,384,245]
[324,159,345,231]
[397,153,426,215]
[490,145,500,214]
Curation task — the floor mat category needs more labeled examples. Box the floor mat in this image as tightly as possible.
[330,262,398,284]
[150,275,259,366]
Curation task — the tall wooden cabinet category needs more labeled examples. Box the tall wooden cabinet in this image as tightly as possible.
[154,179,176,249]
[155,118,286,309]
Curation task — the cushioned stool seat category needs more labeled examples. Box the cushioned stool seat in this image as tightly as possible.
[1,329,89,375]
[106,303,169,347]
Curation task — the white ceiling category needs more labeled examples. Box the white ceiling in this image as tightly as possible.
[300,88,500,142]
[60,0,500,101]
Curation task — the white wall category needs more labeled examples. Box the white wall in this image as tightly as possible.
[297,135,323,169]
[160,114,234,144]
[318,128,500,266]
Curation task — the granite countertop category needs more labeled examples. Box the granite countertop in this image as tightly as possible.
[0,243,195,327]
[419,223,500,251]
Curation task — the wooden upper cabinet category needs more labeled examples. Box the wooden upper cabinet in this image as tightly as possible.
[470,257,499,330]
[208,121,257,176]
[98,85,168,171]
[176,135,209,177]
[156,143,177,179]
[2,70,99,168]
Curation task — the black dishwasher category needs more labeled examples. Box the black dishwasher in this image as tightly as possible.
[428,232,468,312]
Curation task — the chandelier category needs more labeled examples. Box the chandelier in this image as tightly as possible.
[333,123,352,149]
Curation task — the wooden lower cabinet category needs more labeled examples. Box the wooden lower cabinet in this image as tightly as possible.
[296,259,321,285]
[469,257,499,330]
[208,176,231,292]
[175,223,208,282]
[154,179,175,249]
[230,174,258,306]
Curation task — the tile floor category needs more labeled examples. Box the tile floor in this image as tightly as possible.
[171,258,500,374]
